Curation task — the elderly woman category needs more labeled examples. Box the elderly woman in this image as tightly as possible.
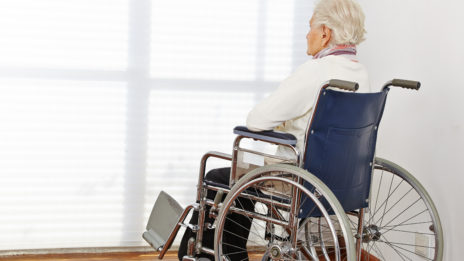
[178,0,368,260]
[247,0,369,155]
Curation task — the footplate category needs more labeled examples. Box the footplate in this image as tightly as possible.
[143,191,184,250]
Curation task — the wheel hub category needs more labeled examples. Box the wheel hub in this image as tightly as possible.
[269,245,282,259]
[362,224,382,243]
[268,243,293,260]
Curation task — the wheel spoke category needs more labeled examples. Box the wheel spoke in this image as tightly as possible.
[380,235,433,261]
[377,171,395,227]
[382,227,434,236]
[368,178,405,224]
[370,241,388,260]
[223,215,267,243]
[376,239,433,250]
[372,170,384,219]
[382,220,433,228]
[381,208,427,234]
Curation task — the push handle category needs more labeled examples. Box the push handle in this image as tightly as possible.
[392,79,421,90]
[385,79,421,90]
[327,79,359,92]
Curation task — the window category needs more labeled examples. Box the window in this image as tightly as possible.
[0,0,313,250]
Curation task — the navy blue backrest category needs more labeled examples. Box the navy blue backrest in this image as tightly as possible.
[300,88,388,215]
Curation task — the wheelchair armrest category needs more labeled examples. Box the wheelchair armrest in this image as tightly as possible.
[233,126,297,146]
[201,151,232,162]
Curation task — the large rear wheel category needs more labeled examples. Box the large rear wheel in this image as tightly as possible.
[351,158,443,260]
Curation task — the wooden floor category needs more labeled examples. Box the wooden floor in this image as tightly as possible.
[1,250,378,261]
[0,252,173,261]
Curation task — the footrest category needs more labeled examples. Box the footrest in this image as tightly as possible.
[143,191,184,250]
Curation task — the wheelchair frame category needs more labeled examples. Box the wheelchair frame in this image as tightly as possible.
[143,79,443,261]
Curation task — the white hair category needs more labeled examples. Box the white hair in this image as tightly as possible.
[312,0,366,46]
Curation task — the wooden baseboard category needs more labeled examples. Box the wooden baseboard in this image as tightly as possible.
[0,247,159,259]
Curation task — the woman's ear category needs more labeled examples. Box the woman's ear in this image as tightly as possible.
[321,25,332,47]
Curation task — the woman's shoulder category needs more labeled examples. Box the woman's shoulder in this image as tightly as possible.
[290,58,323,77]
[320,55,368,74]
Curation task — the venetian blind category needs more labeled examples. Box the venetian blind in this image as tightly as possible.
[0,0,313,250]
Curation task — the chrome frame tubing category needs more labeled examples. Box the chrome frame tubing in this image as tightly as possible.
[194,151,232,256]
[230,135,300,187]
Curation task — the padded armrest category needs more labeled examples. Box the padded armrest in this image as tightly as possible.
[233,126,297,146]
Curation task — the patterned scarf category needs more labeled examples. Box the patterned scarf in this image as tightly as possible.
[312,44,357,60]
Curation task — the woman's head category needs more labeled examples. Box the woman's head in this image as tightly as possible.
[306,0,366,56]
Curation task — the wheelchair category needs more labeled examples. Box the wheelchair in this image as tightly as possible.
[143,79,444,261]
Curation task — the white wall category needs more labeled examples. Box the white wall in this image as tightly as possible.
[357,0,464,259]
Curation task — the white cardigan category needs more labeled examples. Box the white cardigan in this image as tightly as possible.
[246,55,371,154]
